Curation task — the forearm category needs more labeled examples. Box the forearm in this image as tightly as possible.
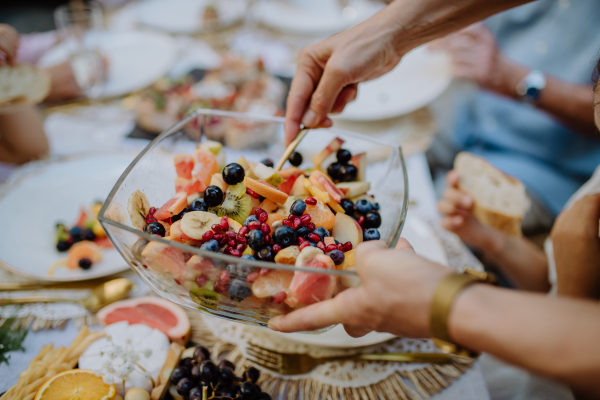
[450,285,600,397]
[0,106,49,164]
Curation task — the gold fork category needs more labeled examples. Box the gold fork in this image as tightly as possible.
[246,342,457,375]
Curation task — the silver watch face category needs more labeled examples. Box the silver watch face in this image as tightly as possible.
[517,70,546,101]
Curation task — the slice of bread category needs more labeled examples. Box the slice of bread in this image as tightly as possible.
[454,152,530,237]
[0,65,50,112]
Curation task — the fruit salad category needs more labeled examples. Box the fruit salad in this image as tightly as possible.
[128,137,382,316]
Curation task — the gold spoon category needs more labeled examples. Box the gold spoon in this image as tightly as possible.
[274,128,309,172]
[0,278,133,312]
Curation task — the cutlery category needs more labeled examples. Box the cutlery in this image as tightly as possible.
[274,128,309,171]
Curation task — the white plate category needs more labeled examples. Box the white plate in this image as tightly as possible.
[0,153,135,282]
[269,214,447,348]
[136,0,246,34]
[335,47,452,121]
[38,30,176,98]
[254,0,384,36]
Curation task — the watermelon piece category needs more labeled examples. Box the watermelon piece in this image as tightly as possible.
[154,191,188,221]
[174,154,194,179]
[286,255,336,308]
[96,296,191,345]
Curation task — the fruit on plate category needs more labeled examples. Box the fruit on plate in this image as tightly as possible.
[96,296,191,345]
[192,149,219,187]
[174,154,194,179]
[213,183,252,224]
[128,190,152,229]
[33,369,116,400]
[332,212,363,247]
[180,211,221,240]
[154,192,188,221]
[336,181,370,199]
[66,241,103,270]
[309,170,344,203]
[313,137,345,169]
[141,241,186,279]
[243,177,288,205]
[79,321,170,396]
[286,247,336,308]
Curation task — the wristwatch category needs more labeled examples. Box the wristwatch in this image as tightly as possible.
[516,70,546,104]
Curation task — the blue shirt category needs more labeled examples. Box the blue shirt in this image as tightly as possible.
[452,0,600,215]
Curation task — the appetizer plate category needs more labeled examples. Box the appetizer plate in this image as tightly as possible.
[0,153,135,281]
[268,214,447,348]
[38,30,176,98]
[335,46,452,121]
[254,0,384,36]
[136,0,246,34]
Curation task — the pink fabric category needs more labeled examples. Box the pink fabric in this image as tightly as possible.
[16,31,58,65]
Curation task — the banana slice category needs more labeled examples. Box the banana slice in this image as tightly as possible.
[128,190,151,229]
[295,246,324,267]
[180,211,221,240]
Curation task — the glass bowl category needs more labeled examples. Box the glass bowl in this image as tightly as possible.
[99,109,408,331]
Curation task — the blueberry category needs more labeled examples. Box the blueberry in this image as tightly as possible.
[309,241,317,247]
[339,164,358,182]
[204,185,224,207]
[244,215,259,226]
[336,149,352,163]
[170,366,188,384]
[218,366,236,386]
[363,228,381,241]
[256,246,274,262]
[229,278,252,302]
[244,366,260,383]
[144,221,166,237]
[363,211,381,229]
[312,227,330,241]
[170,208,190,223]
[56,240,71,252]
[241,254,256,261]
[327,162,341,181]
[257,393,273,400]
[78,258,93,270]
[190,198,209,212]
[189,387,202,400]
[223,163,246,185]
[295,226,310,238]
[70,227,82,241]
[194,346,211,362]
[260,158,274,168]
[340,199,355,215]
[373,202,380,211]
[240,381,260,399]
[219,360,236,371]
[200,360,218,381]
[355,199,373,215]
[272,225,297,248]
[201,239,219,252]
[288,151,303,167]
[82,229,96,241]
[327,250,345,265]
[247,230,265,251]
[290,199,307,216]
[176,378,194,396]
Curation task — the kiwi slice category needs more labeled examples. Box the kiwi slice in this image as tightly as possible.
[214,183,252,224]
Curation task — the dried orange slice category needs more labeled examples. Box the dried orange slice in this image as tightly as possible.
[34,369,116,400]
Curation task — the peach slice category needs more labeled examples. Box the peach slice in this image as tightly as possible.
[313,137,345,169]
[309,170,344,203]
[155,191,188,221]
[174,154,194,179]
[351,152,366,181]
[332,212,363,247]
[243,177,288,205]
[290,174,309,196]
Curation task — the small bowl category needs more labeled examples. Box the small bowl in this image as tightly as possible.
[99,109,408,332]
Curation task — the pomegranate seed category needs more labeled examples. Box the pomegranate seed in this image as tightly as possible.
[213,281,228,293]
[221,218,229,231]
[212,224,223,232]
[174,279,181,285]
[223,246,231,254]
[148,207,157,216]
[146,216,157,223]
[236,235,247,244]
[219,271,230,283]
[299,241,311,251]
[202,231,214,241]
[258,212,268,223]
[226,231,236,239]
[247,271,259,283]
[273,291,287,304]
[343,242,353,252]
[338,243,344,252]
[236,243,245,251]
[357,216,365,227]
[259,268,270,276]
[317,241,326,251]
[239,226,250,236]
[219,236,228,245]
[260,223,270,234]
[213,233,224,242]
[289,214,298,224]
[298,237,307,245]
[293,218,302,229]
[142,264,148,269]
[308,233,321,243]
[326,244,338,253]
[300,214,312,225]
[264,234,271,244]
[272,244,282,253]
[228,239,236,247]
[306,222,316,231]
[305,197,317,206]
[282,219,293,228]
[254,208,265,216]
[195,275,208,287]
[249,221,261,230]
[230,249,242,257]
[246,188,260,199]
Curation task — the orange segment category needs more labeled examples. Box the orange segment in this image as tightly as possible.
[305,197,335,231]
[34,369,116,400]
[192,149,219,187]
[340,249,355,270]
[67,241,102,269]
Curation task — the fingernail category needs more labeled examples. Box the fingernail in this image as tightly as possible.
[301,110,318,128]
[268,317,280,331]
[321,118,333,127]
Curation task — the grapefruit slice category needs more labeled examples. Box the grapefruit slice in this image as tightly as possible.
[97,296,190,345]
[141,241,186,280]
[286,254,337,308]
[192,149,219,187]
[252,269,294,298]
[154,191,188,221]
[175,177,206,196]
[174,154,194,179]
